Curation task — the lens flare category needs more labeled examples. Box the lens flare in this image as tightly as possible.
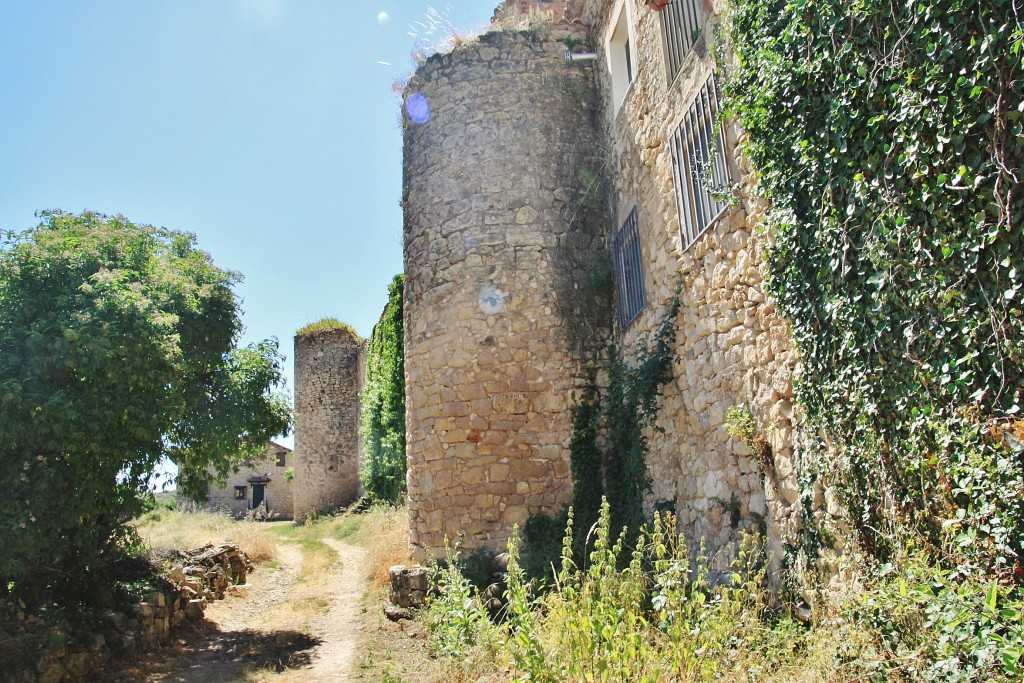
[405,92,430,125]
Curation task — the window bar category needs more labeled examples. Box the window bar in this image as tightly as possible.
[671,73,732,250]
[696,83,714,229]
[662,0,703,83]
[614,207,645,328]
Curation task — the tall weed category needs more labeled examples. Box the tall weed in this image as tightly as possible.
[425,541,503,661]
[428,500,1024,681]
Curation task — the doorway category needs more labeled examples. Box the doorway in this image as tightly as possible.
[251,484,265,510]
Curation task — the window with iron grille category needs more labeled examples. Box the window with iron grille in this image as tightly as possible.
[613,206,646,328]
[670,73,732,249]
[661,0,705,84]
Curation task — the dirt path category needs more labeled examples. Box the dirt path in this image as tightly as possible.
[119,537,371,682]
[307,539,367,679]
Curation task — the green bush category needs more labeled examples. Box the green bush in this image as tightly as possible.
[359,274,406,504]
[429,503,1024,681]
[0,211,291,609]
[424,542,502,659]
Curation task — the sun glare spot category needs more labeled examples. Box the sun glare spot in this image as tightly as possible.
[405,93,431,125]
[378,11,390,26]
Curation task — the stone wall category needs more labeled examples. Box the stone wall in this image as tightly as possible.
[9,589,200,683]
[583,0,801,568]
[3,544,252,683]
[293,328,363,523]
[402,29,606,560]
[492,0,588,28]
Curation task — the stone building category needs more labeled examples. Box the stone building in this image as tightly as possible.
[293,326,364,523]
[580,0,801,568]
[180,442,294,519]
[403,0,802,566]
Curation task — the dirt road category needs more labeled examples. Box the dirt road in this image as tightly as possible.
[117,536,371,683]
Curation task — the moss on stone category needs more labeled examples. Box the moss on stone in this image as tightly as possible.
[295,318,360,340]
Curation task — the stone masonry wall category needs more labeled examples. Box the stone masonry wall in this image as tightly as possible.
[402,30,605,560]
[584,0,802,569]
[293,329,362,523]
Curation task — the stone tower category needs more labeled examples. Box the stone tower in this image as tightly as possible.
[293,327,363,522]
[402,28,605,559]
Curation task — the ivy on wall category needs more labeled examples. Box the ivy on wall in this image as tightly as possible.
[602,295,681,540]
[725,0,1023,578]
[359,274,407,504]
[518,297,680,582]
[566,296,681,550]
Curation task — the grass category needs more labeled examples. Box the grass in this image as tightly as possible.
[294,317,360,339]
[135,509,279,563]
[338,505,411,588]
[265,504,411,588]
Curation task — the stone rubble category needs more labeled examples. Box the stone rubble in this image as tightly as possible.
[388,565,430,609]
[2,544,253,683]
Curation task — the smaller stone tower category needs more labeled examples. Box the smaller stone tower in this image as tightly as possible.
[293,324,362,522]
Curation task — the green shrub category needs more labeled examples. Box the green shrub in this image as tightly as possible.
[359,274,406,504]
[424,542,502,659]
[0,211,291,609]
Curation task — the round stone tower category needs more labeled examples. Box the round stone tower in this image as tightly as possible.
[293,325,363,522]
[402,29,605,558]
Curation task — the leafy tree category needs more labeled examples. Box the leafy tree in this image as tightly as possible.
[0,211,291,605]
[359,274,406,503]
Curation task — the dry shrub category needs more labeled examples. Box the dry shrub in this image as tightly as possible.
[358,505,412,588]
[224,522,278,564]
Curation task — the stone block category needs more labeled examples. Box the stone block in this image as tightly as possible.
[132,603,154,620]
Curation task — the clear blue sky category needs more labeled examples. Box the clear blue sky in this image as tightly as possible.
[0,1,499,448]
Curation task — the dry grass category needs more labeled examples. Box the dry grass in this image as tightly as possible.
[343,504,411,588]
[134,509,280,563]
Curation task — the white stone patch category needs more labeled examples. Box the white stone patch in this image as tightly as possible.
[478,286,505,314]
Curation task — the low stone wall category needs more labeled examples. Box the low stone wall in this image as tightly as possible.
[2,544,252,683]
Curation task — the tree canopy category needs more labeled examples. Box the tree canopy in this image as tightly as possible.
[0,211,291,603]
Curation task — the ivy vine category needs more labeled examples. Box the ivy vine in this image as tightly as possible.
[359,274,407,504]
[570,296,681,546]
[523,297,680,581]
[725,0,1023,579]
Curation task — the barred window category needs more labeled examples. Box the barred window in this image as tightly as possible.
[661,0,705,84]
[670,73,732,249]
[613,206,646,328]
[234,486,247,500]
